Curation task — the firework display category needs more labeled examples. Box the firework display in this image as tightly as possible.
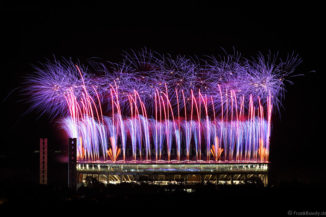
[26,49,301,163]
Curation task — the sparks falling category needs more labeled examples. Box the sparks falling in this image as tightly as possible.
[25,49,301,163]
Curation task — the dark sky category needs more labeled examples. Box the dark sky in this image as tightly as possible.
[0,3,324,185]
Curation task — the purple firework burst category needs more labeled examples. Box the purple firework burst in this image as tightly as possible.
[24,49,301,119]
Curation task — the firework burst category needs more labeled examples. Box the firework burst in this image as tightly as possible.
[25,49,301,162]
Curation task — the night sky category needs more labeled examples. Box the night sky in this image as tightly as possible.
[1,3,324,185]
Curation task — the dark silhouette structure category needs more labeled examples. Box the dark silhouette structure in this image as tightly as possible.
[39,138,47,185]
[68,138,77,189]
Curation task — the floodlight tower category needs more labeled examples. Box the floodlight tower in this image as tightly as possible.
[68,138,77,189]
[39,138,48,185]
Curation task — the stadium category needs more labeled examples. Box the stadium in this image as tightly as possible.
[26,49,300,187]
